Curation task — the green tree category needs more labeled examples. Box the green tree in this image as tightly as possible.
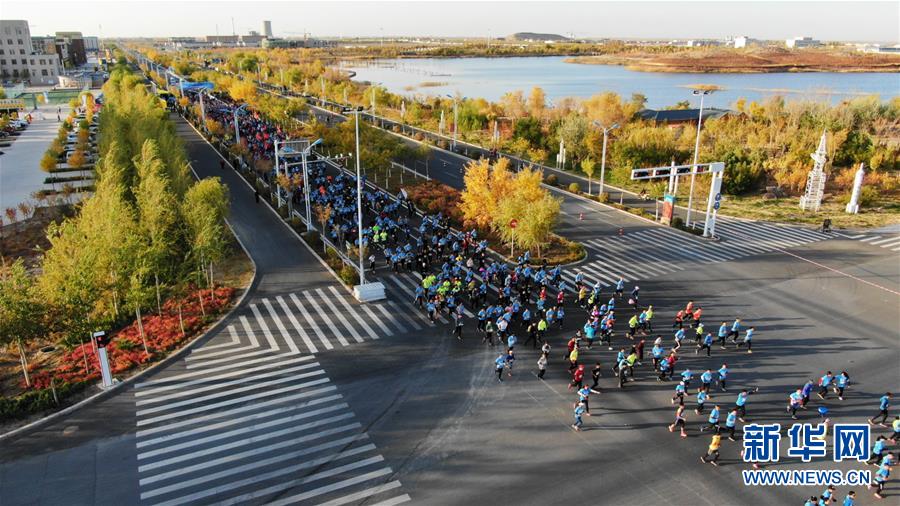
[580,158,597,195]
[0,260,47,387]
[182,178,230,294]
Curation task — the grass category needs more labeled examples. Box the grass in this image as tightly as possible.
[719,194,900,229]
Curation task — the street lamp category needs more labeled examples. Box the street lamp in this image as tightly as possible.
[592,121,619,198]
[301,138,323,232]
[687,89,714,228]
[233,104,248,145]
[353,109,365,284]
[445,94,461,151]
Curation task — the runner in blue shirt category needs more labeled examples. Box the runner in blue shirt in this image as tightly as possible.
[817,371,835,399]
[728,318,742,343]
[802,380,815,408]
[735,387,758,422]
[789,389,804,419]
[717,363,729,391]
[724,408,739,440]
[717,321,729,348]
[700,369,714,394]
[841,491,856,506]
[672,381,686,406]
[695,390,708,415]
[494,353,506,382]
[674,328,686,352]
[680,368,693,393]
[615,278,624,299]
[866,436,887,465]
[700,405,720,432]
[572,401,586,431]
[819,485,836,505]
[697,332,713,356]
[834,371,850,400]
[869,392,892,426]
[737,326,754,353]
[651,343,664,370]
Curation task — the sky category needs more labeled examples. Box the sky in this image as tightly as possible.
[2,1,898,43]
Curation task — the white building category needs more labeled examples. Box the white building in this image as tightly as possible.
[786,36,822,49]
[263,20,273,38]
[733,36,754,48]
[0,19,64,85]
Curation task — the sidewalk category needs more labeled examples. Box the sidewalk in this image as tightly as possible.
[0,104,71,214]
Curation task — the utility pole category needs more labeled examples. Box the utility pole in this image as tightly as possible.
[687,89,713,227]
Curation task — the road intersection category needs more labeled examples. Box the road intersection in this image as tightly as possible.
[1,95,898,506]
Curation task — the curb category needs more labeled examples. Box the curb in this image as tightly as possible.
[0,201,258,443]
[182,116,353,295]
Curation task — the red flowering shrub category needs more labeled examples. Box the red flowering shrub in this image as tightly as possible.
[25,286,236,390]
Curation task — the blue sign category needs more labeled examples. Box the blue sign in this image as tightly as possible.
[714,192,722,202]
[713,201,721,210]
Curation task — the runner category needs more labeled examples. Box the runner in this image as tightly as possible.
[700,428,722,466]
[735,388,758,422]
[717,363,729,392]
[724,408,739,441]
[868,393,892,427]
[818,371,835,399]
[669,404,688,438]
[834,371,850,400]
[737,326,754,353]
[572,401,586,431]
[700,405,720,433]
[788,389,804,420]
[495,353,506,382]
[537,354,548,380]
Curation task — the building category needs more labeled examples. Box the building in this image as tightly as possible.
[262,37,333,49]
[263,20,273,38]
[83,36,99,52]
[732,36,759,48]
[0,20,64,85]
[638,108,736,127]
[55,31,87,66]
[204,35,239,46]
[786,36,822,49]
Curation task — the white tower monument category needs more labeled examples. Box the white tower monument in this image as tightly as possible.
[800,130,828,212]
[845,163,865,214]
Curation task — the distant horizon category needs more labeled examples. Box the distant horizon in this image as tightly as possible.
[2,1,898,44]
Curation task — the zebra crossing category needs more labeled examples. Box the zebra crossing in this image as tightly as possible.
[134,349,410,505]
[185,285,425,361]
[562,217,834,289]
[843,233,900,252]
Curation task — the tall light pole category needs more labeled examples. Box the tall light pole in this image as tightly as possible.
[592,121,619,198]
[687,89,713,228]
[301,138,323,232]
[446,94,459,151]
[352,110,366,285]
[233,104,248,145]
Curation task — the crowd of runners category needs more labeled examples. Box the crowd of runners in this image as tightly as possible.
[179,87,896,504]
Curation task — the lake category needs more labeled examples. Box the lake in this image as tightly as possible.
[342,56,900,109]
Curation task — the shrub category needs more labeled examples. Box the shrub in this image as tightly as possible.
[339,265,359,286]
[598,192,609,203]
[0,381,89,422]
[545,174,558,186]
[567,182,581,194]
[672,216,684,228]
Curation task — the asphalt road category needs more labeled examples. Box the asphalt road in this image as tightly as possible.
[1,81,898,505]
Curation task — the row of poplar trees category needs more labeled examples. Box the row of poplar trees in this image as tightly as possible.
[1,63,231,387]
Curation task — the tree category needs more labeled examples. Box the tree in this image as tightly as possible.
[493,167,559,258]
[314,204,333,253]
[459,158,514,230]
[499,90,526,121]
[527,86,546,120]
[581,158,597,195]
[557,114,590,168]
[182,178,230,296]
[134,140,181,313]
[0,260,47,387]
